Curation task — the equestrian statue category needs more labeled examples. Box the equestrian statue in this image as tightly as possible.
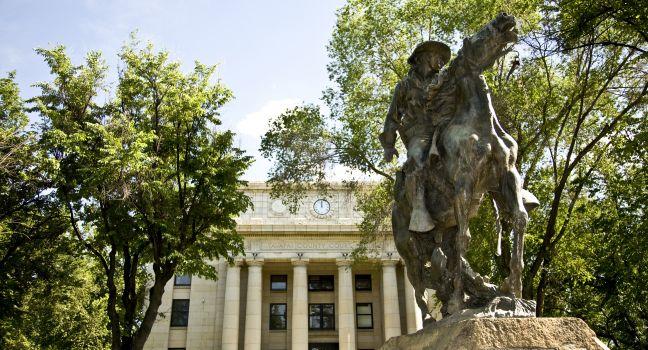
[380,13,540,322]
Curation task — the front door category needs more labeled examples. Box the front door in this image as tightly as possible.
[308,343,339,350]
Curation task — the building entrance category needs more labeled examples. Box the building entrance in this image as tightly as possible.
[309,343,339,350]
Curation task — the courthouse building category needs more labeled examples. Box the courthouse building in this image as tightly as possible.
[144,183,423,350]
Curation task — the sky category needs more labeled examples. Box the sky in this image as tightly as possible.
[0,0,346,180]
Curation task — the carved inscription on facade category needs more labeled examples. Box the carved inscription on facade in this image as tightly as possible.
[245,238,396,253]
[252,240,355,251]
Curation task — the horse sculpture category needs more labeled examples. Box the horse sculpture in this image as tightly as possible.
[391,13,539,320]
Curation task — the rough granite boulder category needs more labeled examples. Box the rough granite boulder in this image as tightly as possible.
[379,317,609,350]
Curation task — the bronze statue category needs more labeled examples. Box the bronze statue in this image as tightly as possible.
[383,13,540,321]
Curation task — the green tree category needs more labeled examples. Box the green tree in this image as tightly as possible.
[34,40,251,349]
[0,72,76,345]
[539,117,647,348]
[1,71,108,349]
[2,253,110,350]
[514,0,647,317]
[548,0,647,53]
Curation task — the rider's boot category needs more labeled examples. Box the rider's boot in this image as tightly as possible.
[409,186,435,232]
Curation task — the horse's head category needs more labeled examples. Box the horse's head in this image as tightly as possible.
[458,13,518,73]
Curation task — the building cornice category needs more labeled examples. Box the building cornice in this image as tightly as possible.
[236,224,366,234]
[242,181,378,191]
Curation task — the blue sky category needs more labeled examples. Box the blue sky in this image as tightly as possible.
[0,0,346,180]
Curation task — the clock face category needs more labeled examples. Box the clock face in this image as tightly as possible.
[270,199,287,215]
[313,199,331,215]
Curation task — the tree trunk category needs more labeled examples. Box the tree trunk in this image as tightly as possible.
[535,263,548,316]
[131,271,173,350]
[107,248,121,350]
[523,178,566,299]
[120,338,133,350]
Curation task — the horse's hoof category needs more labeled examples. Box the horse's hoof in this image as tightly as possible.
[499,277,515,296]
[500,275,523,298]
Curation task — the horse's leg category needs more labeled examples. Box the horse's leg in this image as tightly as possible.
[415,289,432,325]
[490,127,528,297]
[500,168,528,298]
[448,184,471,313]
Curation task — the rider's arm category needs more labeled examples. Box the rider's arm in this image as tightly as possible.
[379,82,403,150]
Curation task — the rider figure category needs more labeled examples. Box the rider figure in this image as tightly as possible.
[379,40,451,232]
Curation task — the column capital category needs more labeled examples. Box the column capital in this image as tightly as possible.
[381,258,399,267]
[246,258,265,267]
[335,258,352,268]
[291,258,310,266]
[230,258,244,267]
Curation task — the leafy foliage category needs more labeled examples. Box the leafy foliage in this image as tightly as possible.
[548,0,647,53]
[2,254,110,350]
[0,72,83,346]
[260,104,332,212]
[540,119,648,348]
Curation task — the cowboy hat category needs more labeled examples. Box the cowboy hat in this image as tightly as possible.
[407,40,451,66]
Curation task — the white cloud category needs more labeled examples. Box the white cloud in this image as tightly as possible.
[236,98,301,137]
[328,164,382,181]
[0,46,22,67]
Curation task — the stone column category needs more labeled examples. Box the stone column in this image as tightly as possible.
[213,260,228,350]
[221,259,243,350]
[336,259,356,350]
[291,258,309,350]
[244,259,264,350]
[404,266,423,333]
[382,259,402,340]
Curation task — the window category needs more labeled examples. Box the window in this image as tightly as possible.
[355,274,372,291]
[309,303,335,329]
[170,299,190,327]
[269,303,287,330]
[309,344,339,350]
[308,275,334,291]
[174,274,191,286]
[271,275,287,291]
[356,303,373,329]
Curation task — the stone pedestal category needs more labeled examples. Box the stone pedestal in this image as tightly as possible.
[379,317,609,350]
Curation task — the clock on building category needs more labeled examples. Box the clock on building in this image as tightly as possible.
[270,199,287,216]
[313,199,331,216]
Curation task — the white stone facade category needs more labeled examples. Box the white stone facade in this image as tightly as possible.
[144,183,422,350]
